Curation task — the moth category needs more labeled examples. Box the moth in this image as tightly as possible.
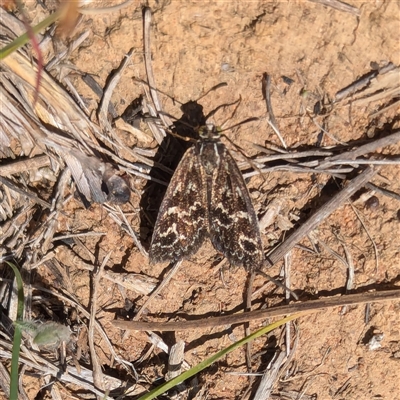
[149,123,264,270]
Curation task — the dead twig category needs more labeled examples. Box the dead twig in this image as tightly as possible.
[104,271,158,296]
[89,252,112,390]
[113,288,400,332]
[98,48,134,133]
[132,260,183,322]
[165,341,187,394]
[253,351,287,399]
[143,7,171,141]
[0,155,50,176]
[319,130,400,170]
[335,64,399,104]
[245,271,256,373]
[0,176,51,209]
[350,204,379,274]
[32,284,134,371]
[365,183,400,202]
[262,73,286,148]
[266,167,376,267]
[284,252,292,355]
[369,99,400,119]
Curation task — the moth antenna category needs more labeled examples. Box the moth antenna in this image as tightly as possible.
[205,97,241,121]
[196,82,228,101]
[135,79,227,108]
[219,117,265,182]
[219,95,242,128]
[133,77,184,106]
[219,117,259,133]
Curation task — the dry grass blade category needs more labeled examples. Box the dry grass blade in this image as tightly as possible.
[240,130,400,181]
[267,167,376,266]
[317,130,400,170]
[336,65,399,104]
[46,31,91,72]
[114,117,154,144]
[113,288,400,332]
[262,73,286,149]
[350,204,379,274]
[32,168,71,253]
[89,252,111,390]
[143,7,170,142]
[0,155,50,176]
[253,351,286,399]
[0,360,11,398]
[307,0,361,16]
[104,271,158,295]
[165,341,187,394]
[132,260,182,321]
[98,48,133,133]
[0,176,51,209]
[1,44,100,148]
[1,3,399,399]
[0,337,140,399]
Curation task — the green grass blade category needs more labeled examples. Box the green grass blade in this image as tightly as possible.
[0,9,63,60]
[137,313,301,400]
[6,261,25,400]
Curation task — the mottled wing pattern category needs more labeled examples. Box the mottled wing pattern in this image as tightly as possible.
[208,144,264,270]
[149,147,208,264]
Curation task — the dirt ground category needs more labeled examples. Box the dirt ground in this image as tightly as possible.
[4,0,400,399]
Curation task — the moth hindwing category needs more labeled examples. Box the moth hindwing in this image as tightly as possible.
[149,123,264,270]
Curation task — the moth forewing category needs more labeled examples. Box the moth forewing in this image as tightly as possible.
[209,143,264,270]
[148,147,208,264]
[149,122,264,270]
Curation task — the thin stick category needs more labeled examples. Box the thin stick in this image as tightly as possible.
[245,271,255,372]
[0,176,51,209]
[262,73,287,149]
[133,261,182,321]
[253,351,286,399]
[317,130,400,170]
[365,183,400,202]
[89,252,112,390]
[113,288,400,331]
[143,7,172,131]
[81,73,117,117]
[265,167,376,267]
[0,155,50,176]
[369,99,400,119]
[115,205,148,258]
[284,252,292,356]
[350,204,379,274]
[98,48,133,132]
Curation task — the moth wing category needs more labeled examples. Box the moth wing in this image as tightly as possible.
[149,147,208,264]
[209,145,264,270]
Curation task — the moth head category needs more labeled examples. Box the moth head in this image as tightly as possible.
[198,123,221,141]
